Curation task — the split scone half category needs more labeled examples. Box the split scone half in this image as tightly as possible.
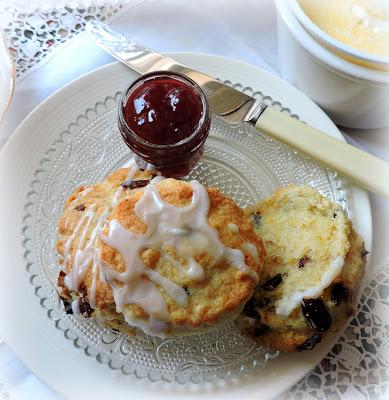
[57,167,265,337]
[236,185,367,352]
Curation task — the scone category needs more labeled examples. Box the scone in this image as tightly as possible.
[236,185,367,352]
[57,167,265,337]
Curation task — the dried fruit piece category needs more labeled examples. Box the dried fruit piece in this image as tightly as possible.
[298,256,310,268]
[183,286,192,296]
[242,295,271,319]
[296,334,322,351]
[61,297,73,315]
[301,299,332,332]
[361,249,370,257]
[79,299,93,317]
[58,270,66,282]
[261,274,282,290]
[331,283,350,305]
[249,212,262,229]
[78,284,94,317]
[254,297,271,309]
[249,325,270,337]
[121,179,150,189]
[75,204,85,211]
[242,300,260,319]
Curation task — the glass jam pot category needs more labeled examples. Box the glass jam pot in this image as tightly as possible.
[118,71,211,178]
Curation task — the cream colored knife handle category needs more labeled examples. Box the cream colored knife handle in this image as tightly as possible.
[255,106,389,198]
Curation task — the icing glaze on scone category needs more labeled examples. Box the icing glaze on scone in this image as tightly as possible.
[57,166,265,337]
[63,162,141,306]
[99,179,257,336]
[276,256,345,316]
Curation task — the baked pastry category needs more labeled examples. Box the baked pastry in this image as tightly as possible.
[236,185,367,352]
[57,167,265,337]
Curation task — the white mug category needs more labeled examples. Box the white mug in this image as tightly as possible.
[275,0,389,129]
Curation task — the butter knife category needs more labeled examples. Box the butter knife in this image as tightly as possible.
[87,20,389,199]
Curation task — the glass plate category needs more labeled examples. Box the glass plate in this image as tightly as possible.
[22,82,348,384]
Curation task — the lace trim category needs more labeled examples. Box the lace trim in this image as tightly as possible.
[0,3,125,79]
[280,260,389,400]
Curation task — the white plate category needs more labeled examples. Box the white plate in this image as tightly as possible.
[0,53,372,400]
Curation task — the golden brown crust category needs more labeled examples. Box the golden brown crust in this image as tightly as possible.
[57,168,265,334]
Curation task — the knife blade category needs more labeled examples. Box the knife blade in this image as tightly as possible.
[86,20,265,125]
[86,20,389,198]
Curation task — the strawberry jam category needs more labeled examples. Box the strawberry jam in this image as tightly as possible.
[118,71,210,177]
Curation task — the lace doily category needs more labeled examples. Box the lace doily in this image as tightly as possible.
[0,2,126,78]
[280,260,389,400]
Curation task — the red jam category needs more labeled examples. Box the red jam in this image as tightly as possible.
[118,72,210,178]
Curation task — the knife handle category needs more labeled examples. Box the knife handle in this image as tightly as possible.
[255,106,389,199]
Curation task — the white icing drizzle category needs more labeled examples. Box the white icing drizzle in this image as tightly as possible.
[187,257,206,281]
[71,299,91,321]
[89,251,100,308]
[244,242,260,263]
[112,159,141,206]
[64,161,148,308]
[88,163,142,306]
[146,268,188,307]
[163,252,205,281]
[100,220,173,337]
[150,175,165,185]
[77,187,92,198]
[228,223,239,233]
[122,313,169,337]
[71,187,92,205]
[146,163,156,171]
[276,256,345,317]
[64,187,92,230]
[71,299,81,316]
[100,218,188,313]
[134,181,256,278]
[112,187,123,206]
[64,207,110,294]
[64,206,96,290]
[127,158,139,172]
[86,212,109,308]
[99,180,257,336]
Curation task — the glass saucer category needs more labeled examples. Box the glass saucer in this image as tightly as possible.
[22,83,348,384]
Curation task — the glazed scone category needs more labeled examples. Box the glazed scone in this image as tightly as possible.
[57,167,265,337]
[236,185,366,352]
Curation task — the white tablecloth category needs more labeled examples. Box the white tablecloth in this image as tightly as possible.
[0,1,388,399]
